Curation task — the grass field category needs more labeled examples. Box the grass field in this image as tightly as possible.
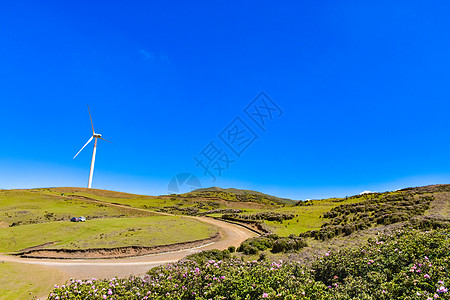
[0,188,386,254]
[38,187,279,213]
[0,188,222,299]
[0,189,152,227]
[0,189,219,253]
[0,216,217,252]
[0,261,68,300]
[37,187,210,212]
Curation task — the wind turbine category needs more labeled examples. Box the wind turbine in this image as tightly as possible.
[73,105,112,188]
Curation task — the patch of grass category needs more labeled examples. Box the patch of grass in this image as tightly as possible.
[0,216,218,252]
[0,261,67,300]
[259,198,364,236]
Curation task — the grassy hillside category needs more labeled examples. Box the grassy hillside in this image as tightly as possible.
[5,184,446,252]
[0,189,218,253]
[0,216,216,252]
[182,187,297,205]
[215,185,450,239]
[0,189,153,227]
[39,187,295,216]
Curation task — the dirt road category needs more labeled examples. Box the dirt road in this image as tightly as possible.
[0,217,256,279]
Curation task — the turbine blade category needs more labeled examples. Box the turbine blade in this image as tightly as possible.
[87,104,95,135]
[73,136,93,159]
[99,137,113,144]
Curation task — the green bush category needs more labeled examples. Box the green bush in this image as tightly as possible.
[183,249,231,263]
[237,234,307,254]
[222,212,295,222]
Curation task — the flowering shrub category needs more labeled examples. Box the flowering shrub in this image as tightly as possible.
[312,228,450,299]
[48,228,450,299]
[48,260,327,299]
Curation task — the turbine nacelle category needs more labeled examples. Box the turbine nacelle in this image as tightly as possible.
[93,133,102,138]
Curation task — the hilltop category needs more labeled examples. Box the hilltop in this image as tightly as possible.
[178,186,296,205]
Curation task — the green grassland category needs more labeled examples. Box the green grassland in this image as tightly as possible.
[0,189,153,227]
[0,261,68,300]
[224,196,368,236]
[263,205,339,235]
[0,189,219,253]
[38,187,273,215]
[3,185,446,254]
[33,187,171,211]
[0,216,217,252]
[0,188,223,300]
[37,187,221,211]
[37,187,377,238]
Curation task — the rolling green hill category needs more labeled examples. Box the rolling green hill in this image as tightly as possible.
[0,188,218,253]
[179,186,297,205]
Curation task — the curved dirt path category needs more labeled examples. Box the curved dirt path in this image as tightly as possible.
[0,217,257,279]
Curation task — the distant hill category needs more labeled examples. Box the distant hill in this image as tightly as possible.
[35,187,150,199]
[181,187,297,205]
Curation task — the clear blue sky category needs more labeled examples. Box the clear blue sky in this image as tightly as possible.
[1,1,450,200]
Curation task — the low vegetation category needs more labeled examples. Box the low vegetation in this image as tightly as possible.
[222,212,295,222]
[48,227,450,299]
[301,193,434,241]
[237,233,308,255]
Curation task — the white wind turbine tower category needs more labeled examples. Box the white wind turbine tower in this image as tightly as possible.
[73,105,112,188]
